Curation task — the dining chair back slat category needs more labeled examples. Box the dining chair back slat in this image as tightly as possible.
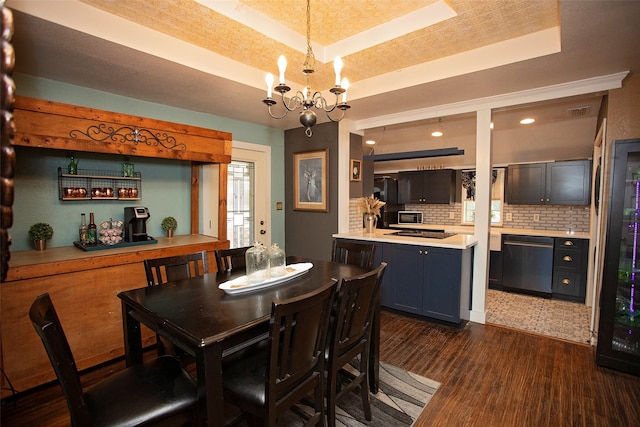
[215,246,251,273]
[222,279,338,427]
[143,251,209,359]
[331,240,376,270]
[143,251,208,286]
[325,262,387,427]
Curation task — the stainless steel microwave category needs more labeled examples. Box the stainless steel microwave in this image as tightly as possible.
[398,211,423,224]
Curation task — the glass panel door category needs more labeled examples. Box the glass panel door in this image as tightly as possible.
[227,161,254,248]
[612,151,640,355]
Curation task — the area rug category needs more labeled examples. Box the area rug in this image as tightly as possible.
[273,361,440,427]
[333,361,440,427]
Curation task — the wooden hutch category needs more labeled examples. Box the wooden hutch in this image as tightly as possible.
[1,96,232,397]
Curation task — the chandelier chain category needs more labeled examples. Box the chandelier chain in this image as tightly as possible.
[303,0,315,73]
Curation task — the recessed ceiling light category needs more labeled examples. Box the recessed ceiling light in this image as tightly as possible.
[365,139,376,145]
[520,118,535,125]
[431,131,443,137]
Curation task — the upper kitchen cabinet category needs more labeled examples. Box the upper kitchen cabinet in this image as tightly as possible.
[398,169,456,204]
[506,160,592,205]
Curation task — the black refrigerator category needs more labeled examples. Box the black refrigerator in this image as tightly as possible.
[597,138,640,375]
[373,177,401,228]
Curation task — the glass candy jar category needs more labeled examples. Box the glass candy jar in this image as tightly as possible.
[245,241,269,284]
[269,243,286,277]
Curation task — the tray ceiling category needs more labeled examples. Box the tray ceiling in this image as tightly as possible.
[76,0,559,95]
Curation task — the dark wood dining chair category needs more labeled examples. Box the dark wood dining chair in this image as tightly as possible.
[214,246,251,273]
[331,240,376,269]
[29,293,198,427]
[222,279,338,427]
[143,250,208,286]
[325,262,387,427]
[143,251,208,358]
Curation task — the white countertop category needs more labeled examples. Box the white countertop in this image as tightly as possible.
[332,229,478,250]
[389,223,590,240]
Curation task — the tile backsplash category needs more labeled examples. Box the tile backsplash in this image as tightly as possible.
[348,199,590,232]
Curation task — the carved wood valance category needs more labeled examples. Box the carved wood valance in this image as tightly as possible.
[13,96,232,164]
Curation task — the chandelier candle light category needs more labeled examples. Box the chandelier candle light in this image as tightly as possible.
[263,0,350,137]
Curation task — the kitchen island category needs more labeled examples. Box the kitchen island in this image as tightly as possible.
[333,229,477,324]
[381,223,591,302]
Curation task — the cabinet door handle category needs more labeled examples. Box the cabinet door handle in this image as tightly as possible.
[418,250,423,255]
[562,278,571,285]
[563,240,574,246]
[563,255,573,262]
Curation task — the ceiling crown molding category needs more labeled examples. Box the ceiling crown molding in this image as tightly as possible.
[355,71,629,131]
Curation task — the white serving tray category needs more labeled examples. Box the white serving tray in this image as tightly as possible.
[218,262,313,294]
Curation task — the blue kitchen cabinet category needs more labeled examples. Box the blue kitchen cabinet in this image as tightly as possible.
[388,243,464,323]
[335,238,468,324]
[397,169,456,204]
[506,160,591,205]
[422,247,462,323]
[389,244,425,314]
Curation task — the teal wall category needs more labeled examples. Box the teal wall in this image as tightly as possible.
[12,74,285,251]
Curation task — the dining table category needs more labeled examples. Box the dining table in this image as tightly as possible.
[117,256,378,426]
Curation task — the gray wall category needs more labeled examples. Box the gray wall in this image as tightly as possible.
[285,122,339,261]
[349,133,364,197]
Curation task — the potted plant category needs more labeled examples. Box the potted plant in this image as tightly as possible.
[29,222,54,251]
[161,216,177,237]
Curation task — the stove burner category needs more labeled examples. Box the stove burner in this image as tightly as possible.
[392,230,456,239]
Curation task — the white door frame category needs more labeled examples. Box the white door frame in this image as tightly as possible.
[201,141,271,246]
[232,141,272,247]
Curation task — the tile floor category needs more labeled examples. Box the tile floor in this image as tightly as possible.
[486,289,593,345]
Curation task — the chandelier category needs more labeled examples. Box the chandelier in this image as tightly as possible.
[263,0,350,137]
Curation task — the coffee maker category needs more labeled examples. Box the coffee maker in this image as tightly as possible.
[124,206,150,242]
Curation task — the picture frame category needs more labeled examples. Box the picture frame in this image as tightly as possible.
[293,149,328,212]
[350,159,362,181]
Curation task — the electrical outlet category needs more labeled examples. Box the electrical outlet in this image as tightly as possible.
[533,213,540,222]
[449,211,455,219]
[506,213,512,221]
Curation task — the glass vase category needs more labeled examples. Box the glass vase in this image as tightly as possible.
[245,241,269,284]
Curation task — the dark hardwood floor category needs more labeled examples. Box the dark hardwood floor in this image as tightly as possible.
[2,310,640,426]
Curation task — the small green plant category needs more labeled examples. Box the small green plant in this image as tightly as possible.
[161,216,177,231]
[29,222,54,241]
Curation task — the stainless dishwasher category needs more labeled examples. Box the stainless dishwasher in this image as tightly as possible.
[502,235,554,295]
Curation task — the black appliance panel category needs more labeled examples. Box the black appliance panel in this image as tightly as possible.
[374,177,398,205]
[502,235,553,295]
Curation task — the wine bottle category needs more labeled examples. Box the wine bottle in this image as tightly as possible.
[79,213,88,244]
[87,212,97,246]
